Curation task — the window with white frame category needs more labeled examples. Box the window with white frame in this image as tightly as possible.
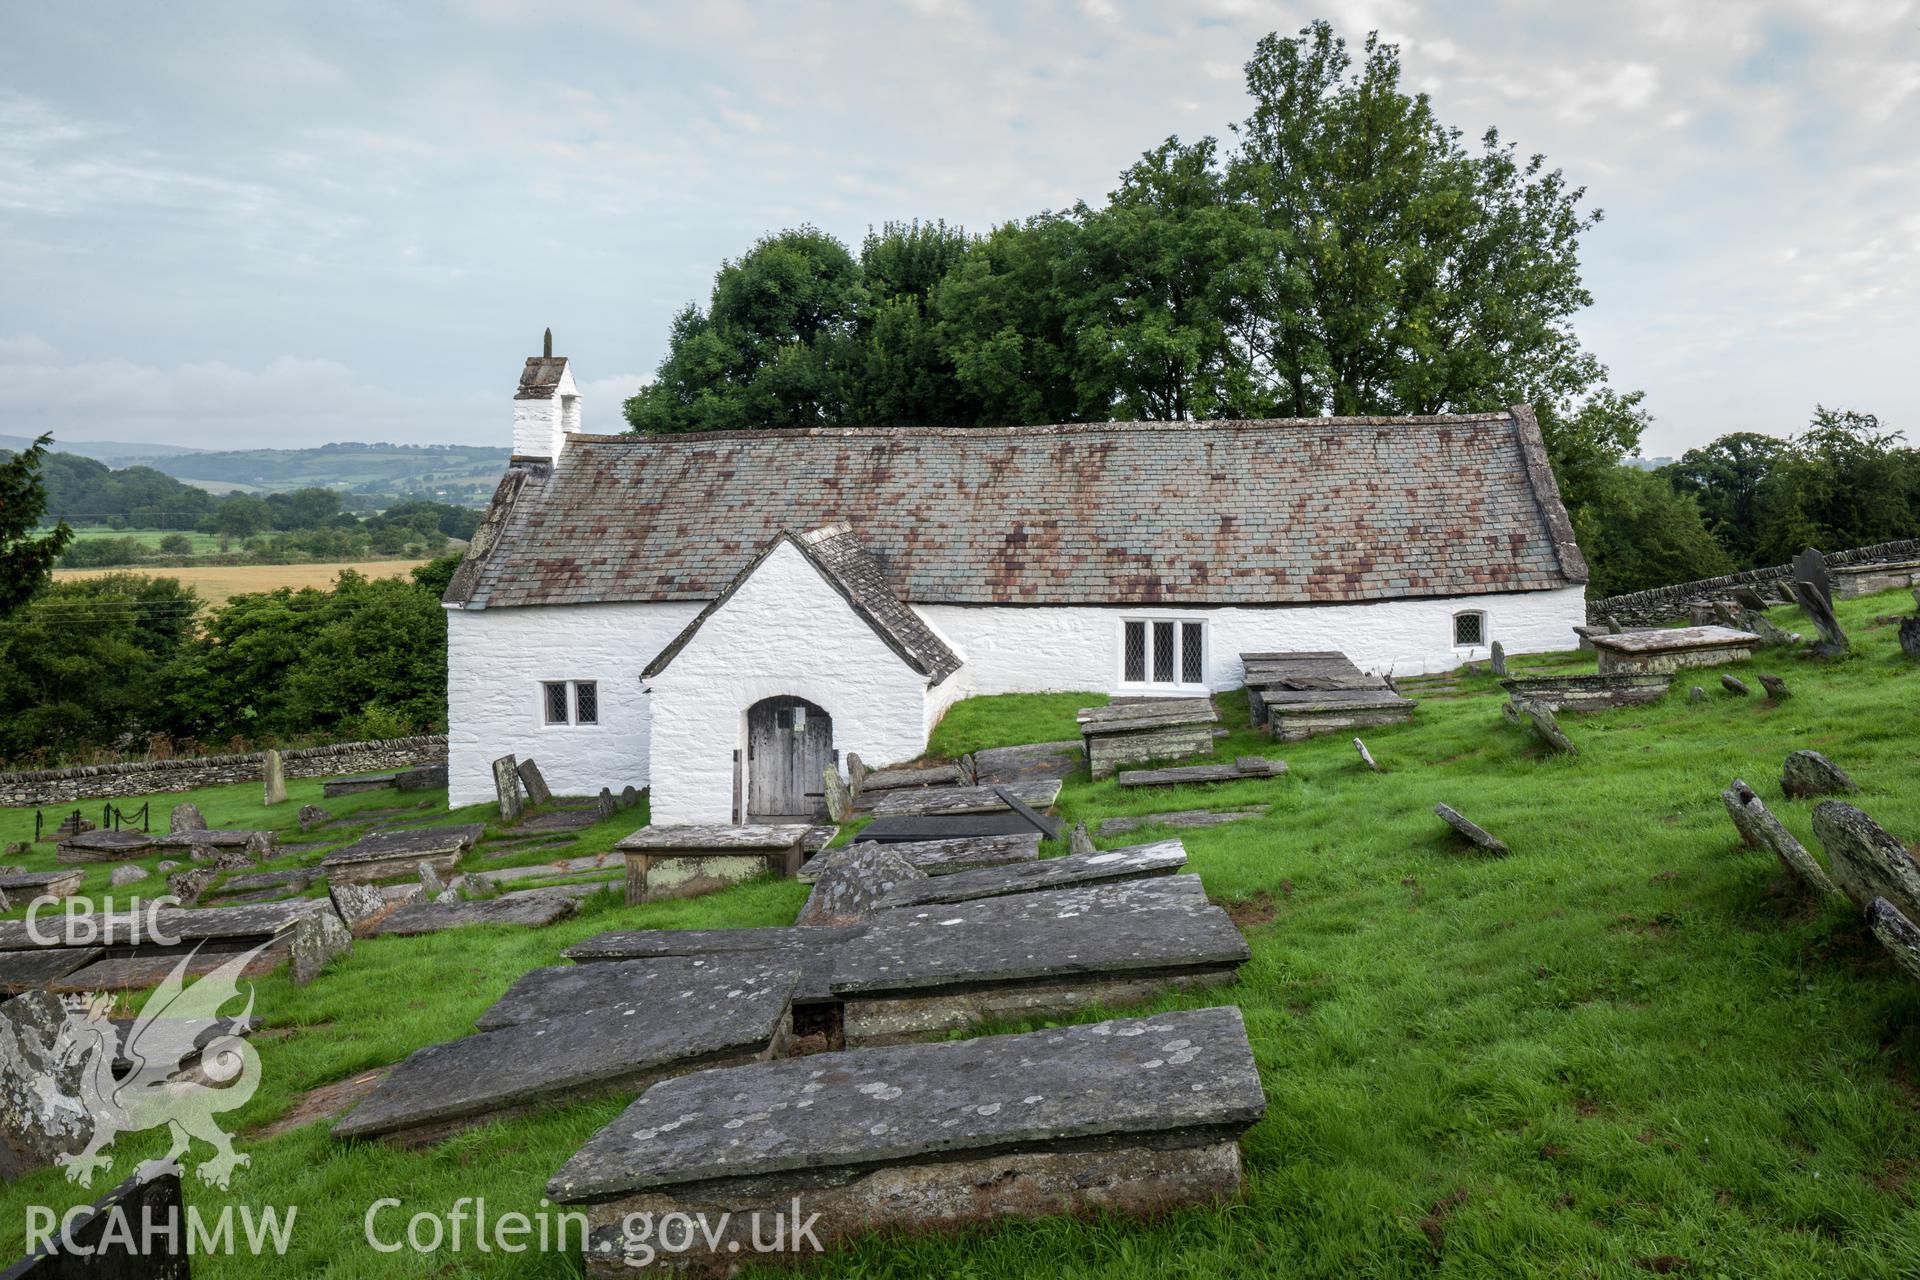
[1452,611,1486,647]
[542,680,599,726]
[1120,618,1207,690]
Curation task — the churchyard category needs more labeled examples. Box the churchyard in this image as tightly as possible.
[1,586,1918,1277]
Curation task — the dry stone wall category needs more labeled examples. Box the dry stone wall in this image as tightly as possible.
[0,736,448,807]
[1587,539,1920,626]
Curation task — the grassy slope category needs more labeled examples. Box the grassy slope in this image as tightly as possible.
[3,591,1919,1277]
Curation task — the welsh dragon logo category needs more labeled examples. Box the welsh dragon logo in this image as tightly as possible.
[49,943,268,1190]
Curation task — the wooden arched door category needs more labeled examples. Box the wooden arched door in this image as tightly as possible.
[745,696,835,822]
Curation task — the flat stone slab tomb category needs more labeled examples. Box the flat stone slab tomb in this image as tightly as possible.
[54,829,160,863]
[318,824,486,886]
[1241,650,1381,726]
[1078,699,1219,779]
[0,869,85,903]
[831,876,1246,1044]
[616,824,812,904]
[1499,673,1671,711]
[549,1006,1265,1278]
[798,833,1041,884]
[870,839,1188,911]
[322,772,401,797]
[1258,687,1415,741]
[866,780,1062,818]
[0,900,331,992]
[1117,756,1287,788]
[0,947,106,996]
[332,954,802,1146]
[1591,625,1762,675]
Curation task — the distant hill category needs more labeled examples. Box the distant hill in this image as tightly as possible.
[0,433,201,465]
[123,442,511,507]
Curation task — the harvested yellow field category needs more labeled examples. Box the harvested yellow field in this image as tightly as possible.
[54,560,431,608]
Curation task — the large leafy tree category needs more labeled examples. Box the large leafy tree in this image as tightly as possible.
[1662,432,1792,568]
[1750,407,1918,563]
[0,433,75,617]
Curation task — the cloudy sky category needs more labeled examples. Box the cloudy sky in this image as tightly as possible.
[2,0,1916,457]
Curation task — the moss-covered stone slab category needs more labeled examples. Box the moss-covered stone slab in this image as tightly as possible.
[794,846,925,926]
[0,947,104,996]
[871,840,1188,912]
[1592,625,1760,674]
[547,1006,1264,1277]
[616,825,810,904]
[1867,897,1920,986]
[476,953,805,1032]
[319,824,485,886]
[1815,801,1920,919]
[333,959,800,1145]
[371,888,579,937]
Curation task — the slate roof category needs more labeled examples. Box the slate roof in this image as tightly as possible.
[643,523,964,685]
[449,407,1586,610]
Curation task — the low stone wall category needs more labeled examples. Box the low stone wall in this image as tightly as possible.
[0,735,448,807]
[1588,539,1920,626]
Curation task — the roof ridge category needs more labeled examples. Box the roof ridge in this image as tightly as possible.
[564,410,1517,447]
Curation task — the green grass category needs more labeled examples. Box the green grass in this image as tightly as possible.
[4,591,1920,1277]
[64,526,225,552]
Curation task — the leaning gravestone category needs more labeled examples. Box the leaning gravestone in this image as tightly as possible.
[822,766,854,823]
[492,755,523,822]
[1722,673,1750,696]
[289,908,353,986]
[1791,581,1850,657]
[1792,547,1832,607]
[515,758,553,807]
[0,990,92,1178]
[1781,750,1857,799]
[1521,702,1578,755]
[1814,801,1920,920]
[1867,898,1920,986]
[547,1006,1266,1277]
[0,884,8,912]
[2,1162,188,1278]
[262,748,288,806]
[1353,737,1383,772]
[333,957,801,1145]
[1758,674,1790,701]
[1435,803,1510,855]
[169,802,207,834]
[1721,779,1765,849]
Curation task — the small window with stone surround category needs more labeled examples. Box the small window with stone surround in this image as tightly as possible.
[1453,611,1487,647]
[543,680,599,726]
[1120,618,1207,692]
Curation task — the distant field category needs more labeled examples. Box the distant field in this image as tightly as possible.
[65,526,226,552]
[54,559,430,606]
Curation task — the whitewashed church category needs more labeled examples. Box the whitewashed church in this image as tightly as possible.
[441,339,1589,821]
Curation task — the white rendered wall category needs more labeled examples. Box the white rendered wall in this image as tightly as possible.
[916,585,1588,698]
[512,364,578,459]
[646,540,934,825]
[444,600,703,806]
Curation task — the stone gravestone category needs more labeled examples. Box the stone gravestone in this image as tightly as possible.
[1781,750,1857,799]
[822,766,854,822]
[1721,673,1749,696]
[596,788,617,820]
[297,803,332,831]
[0,990,93,1178]
[620,785,640,809]
[1688,686,1706,704]
[262,748,288,806]
[1790,581,1849,657]
[1521,703,1577,755]
[1814,801,1920,920]
[845,751,870,794]
[168,802,206,834]
[492,754,523,822]
[1900,617,1920,661]
[1435,803,1509,855]
[1792,547,1831,608]
[1720,779,1765,849]
[3,1162,189,1278]
[1867,899,1920,987]
[290,908,353,986]
[1068,821,1096,856]
[1353,737,1383,772]
[516,758,553,807]
[1489,641,1507,677]
[1758,674,1790,701]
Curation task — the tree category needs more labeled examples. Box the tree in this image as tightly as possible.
[1662,432,1790,567]
[0,573,199,761]
[1751,407,1917,563]
[1573,465,1734,598]
[207,493,272,539]
[0,434,74,617]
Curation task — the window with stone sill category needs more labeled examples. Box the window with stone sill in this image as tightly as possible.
[1120,618,1207,691]
[542,680,599,726]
